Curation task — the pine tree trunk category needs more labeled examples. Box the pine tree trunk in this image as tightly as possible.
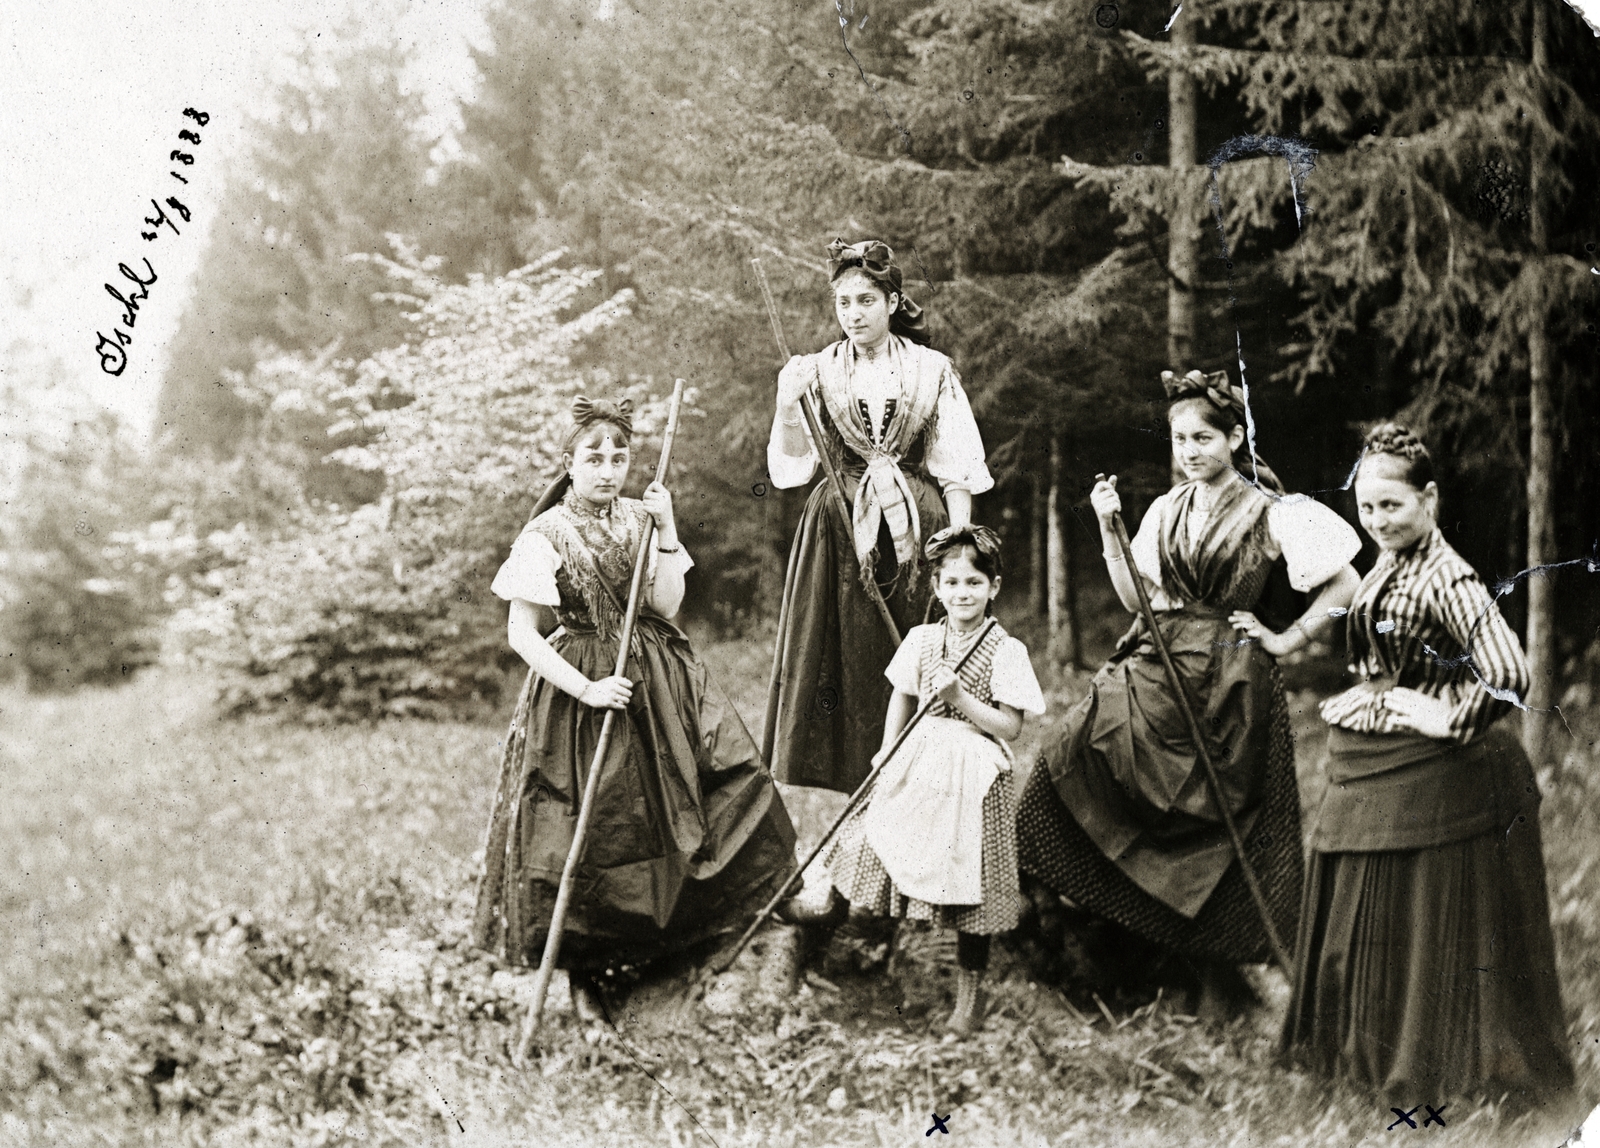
[1524,0,1556,759]
[1031,471,1048,619]
[1047,437,1078,669]
[1167,11,1198,369]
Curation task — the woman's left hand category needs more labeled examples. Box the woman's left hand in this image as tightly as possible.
[642,481,676,536]
[1229,611,1293,658]
[929,666,963,704]
[1382,687,1455,739]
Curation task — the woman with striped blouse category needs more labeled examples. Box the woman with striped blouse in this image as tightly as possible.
[1281,423,1573,1101]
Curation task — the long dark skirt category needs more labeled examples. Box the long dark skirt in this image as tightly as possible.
[1280,810,1574,1099]
[769,468,946,794]
[472,615,797,974]
[1016,613,1302,964]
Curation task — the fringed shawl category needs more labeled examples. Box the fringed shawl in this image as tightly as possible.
[814,335,945,578]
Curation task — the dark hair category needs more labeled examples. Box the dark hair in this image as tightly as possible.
[926,525,1003,581]
[1161,369,1284,494]
[825,238,930,345]
[1360,422,1435,489]
[562,395,634,456]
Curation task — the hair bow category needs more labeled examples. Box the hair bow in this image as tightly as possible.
[826,238,897,281]
[824,237,928,338]
[571,395,635,435]
[1160,369,1245,419]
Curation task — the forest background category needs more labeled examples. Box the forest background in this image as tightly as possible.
[3,0,1600,1143]
[3,0,1598,731]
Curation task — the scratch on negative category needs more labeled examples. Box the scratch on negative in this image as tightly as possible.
[1164,5,1183,32]
[1355,548,1600,716]
[835,0,912,153]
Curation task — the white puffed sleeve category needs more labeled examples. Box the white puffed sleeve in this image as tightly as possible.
[989,637,1046,715]
[924,366,994,495]
[884,624,932,696]
[1267,496,1361,592]
[490,528,562,606]
[1127,491,1172,590]
[647,542,695,584]
[766,370,820,490]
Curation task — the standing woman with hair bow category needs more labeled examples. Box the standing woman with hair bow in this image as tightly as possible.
[1016,369,1362,1015]
[473,397,797,1017]
[1281,423,1573,1102]
[766,239,994,805]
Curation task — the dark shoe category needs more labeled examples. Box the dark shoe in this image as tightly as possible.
[570,973,605,1024]
[1196,960,1259,1025]
[777,886,849,928]
[947,967,985,1035]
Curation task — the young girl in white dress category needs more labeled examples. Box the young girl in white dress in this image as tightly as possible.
[786,526,1044,1034]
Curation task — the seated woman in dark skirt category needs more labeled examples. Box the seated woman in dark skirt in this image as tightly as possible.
[1016,369,1360,1016]
[1280,423,1574,1102]
[472,397,797,1017]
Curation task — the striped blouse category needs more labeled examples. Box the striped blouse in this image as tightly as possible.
[1319,528,1527,744]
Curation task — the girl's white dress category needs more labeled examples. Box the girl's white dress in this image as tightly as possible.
[826,619,1044,933]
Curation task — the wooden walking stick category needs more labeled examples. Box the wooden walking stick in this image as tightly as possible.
[512,379,687,1066]
[701,617,998,988]
[1095,474,1293,971]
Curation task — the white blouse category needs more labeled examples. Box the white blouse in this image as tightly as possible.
[1128,490,1359,611]
[490,526,695,607]
[766,352,993,496]
[884,623,1047,716]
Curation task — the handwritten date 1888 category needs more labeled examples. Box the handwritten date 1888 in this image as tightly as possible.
[95,107,208,377]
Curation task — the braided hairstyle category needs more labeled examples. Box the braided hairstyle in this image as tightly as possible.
[1359,422,1434,490]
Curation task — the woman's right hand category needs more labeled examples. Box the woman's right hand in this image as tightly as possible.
[579,675,633,710]
[776,355,812,413]
[1090,476,1122,524]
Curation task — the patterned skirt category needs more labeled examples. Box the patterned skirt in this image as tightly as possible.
[826,769,1021,936]
[1016,662,1302,964]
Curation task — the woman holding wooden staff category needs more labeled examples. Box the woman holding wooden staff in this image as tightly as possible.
[472,396,796,1018]
[766,239,994,803]
[1280,423,1573,1101]
[1016,369,1360,1015]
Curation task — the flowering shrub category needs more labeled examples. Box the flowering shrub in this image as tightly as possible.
[140,248,642,720]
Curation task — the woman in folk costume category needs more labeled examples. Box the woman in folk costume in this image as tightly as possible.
[1281,424,1573,1101]
[802,527,1045,1034]
[766,239,993,796]
[1016,369,1361,1014]
[472,397,797,1017]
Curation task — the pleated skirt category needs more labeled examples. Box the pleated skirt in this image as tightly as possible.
[1280,812,1574,1100]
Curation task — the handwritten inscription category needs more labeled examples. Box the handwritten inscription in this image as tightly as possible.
[926,1112,951,1136]
[95,107,209,377]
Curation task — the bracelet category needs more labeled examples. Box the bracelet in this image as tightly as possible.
[1103,550,1127,563]
[657,544,681,553]
[781,415,802,428]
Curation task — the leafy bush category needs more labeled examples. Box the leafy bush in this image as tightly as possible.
[0,405,161,691]
[140,249,642,720]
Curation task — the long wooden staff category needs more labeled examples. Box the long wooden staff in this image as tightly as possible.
[702,617,998,986]
[513,379,687,1065]
[751,257,902,767]
[1095,473,1292,971]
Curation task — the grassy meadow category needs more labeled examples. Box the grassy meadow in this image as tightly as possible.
[1,627,1596,1147]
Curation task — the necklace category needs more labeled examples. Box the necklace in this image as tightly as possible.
[563,487,617,527]
[942,618,985,662]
